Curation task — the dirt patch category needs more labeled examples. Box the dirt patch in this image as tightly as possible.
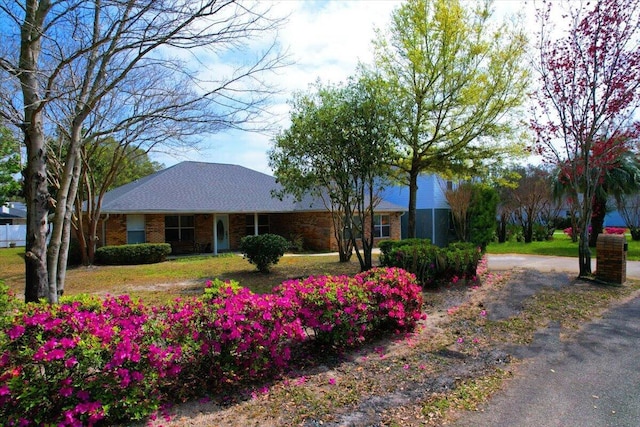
[140,268,611,427]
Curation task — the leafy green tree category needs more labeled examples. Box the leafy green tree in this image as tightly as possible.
[468,184,499,250]
[372,0,529,238]
[0,127,20,206]
[269,76,395,270]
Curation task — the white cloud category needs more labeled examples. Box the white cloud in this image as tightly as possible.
[152,0,543,174]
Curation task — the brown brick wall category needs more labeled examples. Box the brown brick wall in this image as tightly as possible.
[146,215,164,243]
[195,214,213,250]
[270,212,334,251]
[104,211,403,253]
[596,234,627,284]
[105,215,127,246]
[228,214,246,250]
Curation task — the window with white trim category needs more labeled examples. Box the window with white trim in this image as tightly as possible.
[374,214,391,238]
[245,214,269,235]
[126,215,146,244]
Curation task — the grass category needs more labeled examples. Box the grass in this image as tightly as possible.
[0,248,362,304]
[487,231,640,261]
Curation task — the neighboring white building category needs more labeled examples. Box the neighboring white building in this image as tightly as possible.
[1,202,27,247]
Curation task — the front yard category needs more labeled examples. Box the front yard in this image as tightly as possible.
[2,243,639,425]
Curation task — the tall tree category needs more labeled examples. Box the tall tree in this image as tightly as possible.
[0,0,287,302]
[269,77,395,270]
[0,126,21,206]
[531,0,640,276]
[372,0,529,238]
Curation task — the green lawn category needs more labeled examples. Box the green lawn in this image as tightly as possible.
[0,248,362,304]
[486,231,640,261]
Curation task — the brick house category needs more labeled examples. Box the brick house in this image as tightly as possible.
[97,161,405,254]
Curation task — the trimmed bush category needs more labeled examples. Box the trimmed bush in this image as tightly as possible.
[379,238,430,266]
[379,240,481,286]
[240,233,289,273]
[95,243,171,265]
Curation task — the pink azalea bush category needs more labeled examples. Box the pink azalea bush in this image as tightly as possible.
[0,268,424,425]
[564,226,627,238]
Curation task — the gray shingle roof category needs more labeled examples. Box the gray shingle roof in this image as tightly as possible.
[100,161,406,214]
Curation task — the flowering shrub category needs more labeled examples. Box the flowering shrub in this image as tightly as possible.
[0,268,424,425]
[276,275,374,346]
[564,226,626,238]
[604,227,626,235]
[355,267,425,331]
[0,295,181,426]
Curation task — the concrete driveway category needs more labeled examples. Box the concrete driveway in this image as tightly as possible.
[486,254,640,279]
[452,255,640,427]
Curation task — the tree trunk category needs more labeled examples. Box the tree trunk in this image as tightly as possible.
[407,169,419,238]
[56,152,82,297]
[497,214,507,243]
[23,126,50,303]
[20,0,53,303]
[578,233,592,277]
[589,194,606,247]
[523,220,533,243]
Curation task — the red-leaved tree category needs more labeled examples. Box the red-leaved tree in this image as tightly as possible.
[531,0,640,277]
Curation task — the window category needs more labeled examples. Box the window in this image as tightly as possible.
[344,216,390,239]
[374,215,390,238]
[127,215,146,244]
[164,215,195,242]
[245,214,269,235]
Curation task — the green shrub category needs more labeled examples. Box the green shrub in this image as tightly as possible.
[239,233,289,273]
[378,238,430,266]
[95,243,171,265]
[506,224,524,242]
[201,278,242,301]
[468,185,499,250]
[379,240,481,286]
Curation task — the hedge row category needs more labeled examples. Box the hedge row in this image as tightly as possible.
[379,239,482,286]
[95,243,171,265]
[0,268,424,426]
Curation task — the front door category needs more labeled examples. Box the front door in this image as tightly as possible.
[214,214,229,253]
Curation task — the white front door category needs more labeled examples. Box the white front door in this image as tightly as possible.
[214,214,229,253]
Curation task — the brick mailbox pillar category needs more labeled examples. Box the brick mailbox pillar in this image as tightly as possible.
[596,234,627,284]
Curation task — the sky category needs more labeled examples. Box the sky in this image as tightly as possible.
[152,0,536,175]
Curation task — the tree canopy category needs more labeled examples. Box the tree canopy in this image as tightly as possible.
[372,0,529,238]
[531,0,640,276]
[269,76,395,270]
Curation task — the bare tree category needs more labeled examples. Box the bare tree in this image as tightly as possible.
[443,181,473,243]
[617,194,640,241]
[511,167,553,243]
[0,0,287,302]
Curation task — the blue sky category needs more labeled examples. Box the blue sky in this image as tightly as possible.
[152,0,536,175]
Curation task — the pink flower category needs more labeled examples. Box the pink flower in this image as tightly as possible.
[457,337,464,344]
[328,378,336,385]
[480,310,487,317]
[7,325,25,340]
